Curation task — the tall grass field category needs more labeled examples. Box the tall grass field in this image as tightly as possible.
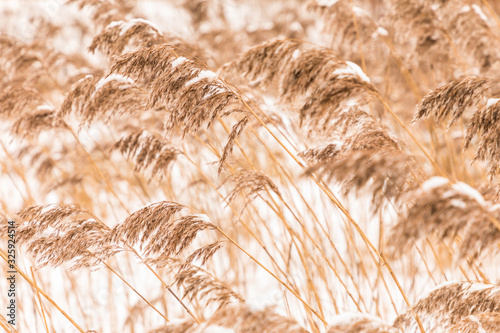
[1,0,500,332]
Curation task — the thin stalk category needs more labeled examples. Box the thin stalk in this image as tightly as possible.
[214,225,328,325]
[65,127,131,214]
[166,287,200,323]
[482,0,500,29]
[212,80,426,331]
[0,140,35,204]
[180,146,293,282]
[0,314,17,333]
[414,246,437,285]
[30,267,50,333]
[181,143,323,319]
[375,96,449,179]
[0,250,86,333]
[266,191,365,311]
[101,260,170,323]
[248,126,370,306]
[349,0,366,72]
[215,118,367,311]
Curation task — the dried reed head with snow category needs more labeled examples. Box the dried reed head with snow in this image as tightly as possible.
[388,176,500,260]
[448,312,500,333]
[413,77,492,126]
[16,205,119,269]
[395,282,500,332]
[110,44,244,136]
[222,39,376,128]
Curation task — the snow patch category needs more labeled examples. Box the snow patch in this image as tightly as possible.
[451,182,486,206]
[130,18,161,32]
[460,283,494,299]
[194,214,211,223]
[316,0,341,7]
[486,98,500,108]
[37,104,54,112]
[186,70,218,86]
[376,26,388,37]
[106,20,123,30]
[75,75,93,86]
[421,176,449,192]
[489,203,500,212]
[333,61,371,83]
[343,97,362,107]
[96,74,134,92]
[353,6,368,17]
[291,49,301,60]
[449,199,467,209]
[460,5,471,14]
[171,56,188,68]
[40,204,60,215]
[40,226,58,237]
[201,84,227,99]
[472,5,489,23]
